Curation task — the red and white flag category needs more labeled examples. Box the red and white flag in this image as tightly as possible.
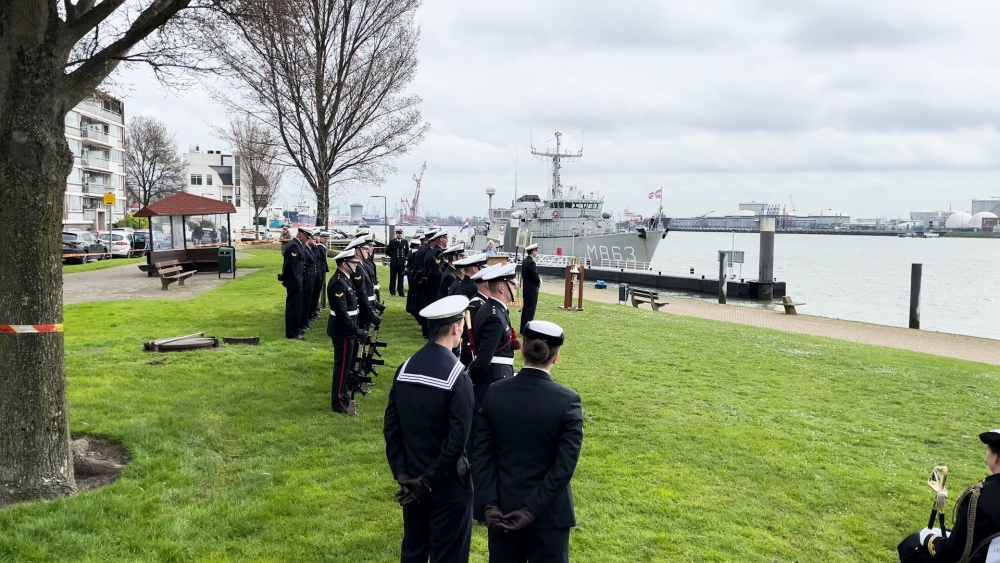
[648,188,663,199]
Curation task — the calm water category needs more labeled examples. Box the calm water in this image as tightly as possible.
[648,232,1000,340]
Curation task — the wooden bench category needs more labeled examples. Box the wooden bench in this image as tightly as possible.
[780,295,805,315]
[630,287,668,311]
[156,259,195,290]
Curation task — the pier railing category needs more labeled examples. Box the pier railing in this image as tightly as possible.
[600,259,651,271]
[535,255,591,268]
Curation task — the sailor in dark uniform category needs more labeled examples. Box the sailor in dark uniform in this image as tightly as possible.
[361,233,382,303]
[386,228,409,297]
[419,230,449,337]
[299,229,317,331]
[437,244,465,300]
[404,237,422,316]
[519,244,541,333]
[310,231,329,320]
[467,263,519,455]
[452,253,490,300]
[384,295,476,563]
[345,237,379,333]
[280,228,309,339]
[327,249,366,415]
[316,232,331,311]
[474,321,583,563]
[897,429,1000,562]
[408,230,437,332]
[457,262,495,368]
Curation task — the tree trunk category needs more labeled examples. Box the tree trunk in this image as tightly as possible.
[0,36,77,503]
[313,173,329,228]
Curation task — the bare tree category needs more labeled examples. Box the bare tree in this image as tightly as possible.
[125,116,186,208]
[0,0,213,504]
[219,117,283,238]
[206,0,429,227]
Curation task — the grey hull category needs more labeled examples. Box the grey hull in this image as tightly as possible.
[532,232,662,265]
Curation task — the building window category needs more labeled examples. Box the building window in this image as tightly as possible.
[67,167,81,185]
[222,195,233,204]
[206,174,212,185]
[190,174,202,185]
[111,150,123,164]
[235,196,241,208]
[67,195,83,212]
[65,111,79,128]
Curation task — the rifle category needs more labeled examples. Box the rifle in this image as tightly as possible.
[347,324,388,399]
[463,309,477,363]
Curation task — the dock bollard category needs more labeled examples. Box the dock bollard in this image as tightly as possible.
[718,251,727,304]
[910,263,922,329]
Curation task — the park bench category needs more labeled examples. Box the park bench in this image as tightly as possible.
[630,287,668,311]
[156,259,195,290]
[780,295,805,315]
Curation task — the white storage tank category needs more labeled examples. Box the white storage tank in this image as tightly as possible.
[971,198,1000,215]
[944,211,973,229]
[969,211,998,230]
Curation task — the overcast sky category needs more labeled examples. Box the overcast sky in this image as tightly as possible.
[117,0,1000,220]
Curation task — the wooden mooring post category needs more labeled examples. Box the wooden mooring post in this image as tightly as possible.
[909,263,922,329]
[718,251,727,304]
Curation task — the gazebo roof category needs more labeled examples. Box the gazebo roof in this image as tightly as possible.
[134,192,237,217]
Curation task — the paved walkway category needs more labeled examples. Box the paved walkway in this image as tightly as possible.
[65,262,257,305]
[539,284,1000,365]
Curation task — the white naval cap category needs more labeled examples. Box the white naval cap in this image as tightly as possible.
[434,229,449,238]
[525,243,539,252]
[454,252,489,267]
[297,227,315,237]
[523,320,565,347]
[363,234,375,244]
[481,262,517,281]
[423,229,439,239]
[419,295,471,326]
[344,236,367,251]
[410,238,421,246]
[355,229,371,236]
[334,249,358,262]
[441,244,465,257]
[470,262,501,281]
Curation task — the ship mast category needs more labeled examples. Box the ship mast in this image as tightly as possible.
[531,131,582,199]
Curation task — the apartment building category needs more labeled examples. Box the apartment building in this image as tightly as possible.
[183,146,256,230]
[63,92,127,230]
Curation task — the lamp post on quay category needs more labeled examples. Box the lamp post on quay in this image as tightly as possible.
[371,195,387,243]
[486,184,496,220]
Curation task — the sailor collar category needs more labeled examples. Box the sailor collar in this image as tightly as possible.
[397,343,465,391]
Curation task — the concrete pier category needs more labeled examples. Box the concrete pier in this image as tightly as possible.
[534,264,786,299]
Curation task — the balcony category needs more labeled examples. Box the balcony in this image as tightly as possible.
[81,156,109,170]
[82,180,109,194]
[79,98,123,124]
[81,127,111,145]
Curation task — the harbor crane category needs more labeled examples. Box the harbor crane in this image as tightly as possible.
[398,161,426,224]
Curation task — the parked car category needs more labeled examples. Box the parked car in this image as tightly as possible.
[151,231,169,250]
[239,228,273,242]
[129,231,149,255]
[62,231,107,264]
[99,232,133,258]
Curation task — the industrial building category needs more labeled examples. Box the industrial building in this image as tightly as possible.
[667,204,851,231]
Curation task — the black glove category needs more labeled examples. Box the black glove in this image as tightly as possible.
[394,474,413,505]
[483,504,505,532]
[498,508,536,532]
[396,476,430,506]
[373,315,382,327]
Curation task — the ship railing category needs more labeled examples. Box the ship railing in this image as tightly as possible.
[600,259,652,271]
[535,255,591,268]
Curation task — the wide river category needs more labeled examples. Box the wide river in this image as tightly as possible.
[651,232,1000,341]
[387,226,999,341]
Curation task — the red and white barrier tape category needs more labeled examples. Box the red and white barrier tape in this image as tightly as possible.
[0,324,64,334]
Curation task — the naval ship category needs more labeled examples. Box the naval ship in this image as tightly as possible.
[486,132,666,265]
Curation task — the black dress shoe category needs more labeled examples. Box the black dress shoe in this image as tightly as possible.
[294,334,306,341]
[332,406,350,415]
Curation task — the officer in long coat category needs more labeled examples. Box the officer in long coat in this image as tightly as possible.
[407,231,436,326]
[418,230,448,337]
[327,249,366,415]
[280,228,309,339]
[897,429,1000,562]
[386,227,409,297]
[384,295,476,563]
[519,244,541,333]
[467,263,518,457]
[345,237,379,332]
[474,320,583,563]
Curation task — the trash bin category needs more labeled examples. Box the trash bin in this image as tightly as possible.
[619,283,629,303]
[218,245,236,279]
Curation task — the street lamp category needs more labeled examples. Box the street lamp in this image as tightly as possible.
[485,185,496,221]
[371,195,387,243]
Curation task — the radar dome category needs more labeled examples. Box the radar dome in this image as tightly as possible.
[945,211,973,229]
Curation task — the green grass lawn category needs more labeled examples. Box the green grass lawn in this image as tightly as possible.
[63,256,145,274]
[2,249,997,562]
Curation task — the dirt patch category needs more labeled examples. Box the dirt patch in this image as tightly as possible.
[72,436,130,494]
[0,436,129,508]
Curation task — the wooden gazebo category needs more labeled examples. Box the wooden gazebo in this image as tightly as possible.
[135,193,237,276]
